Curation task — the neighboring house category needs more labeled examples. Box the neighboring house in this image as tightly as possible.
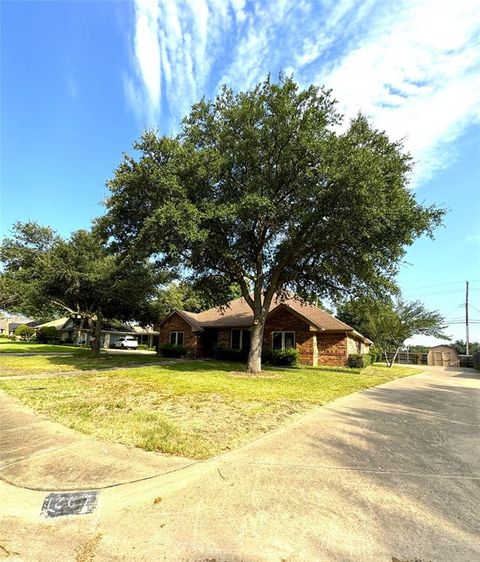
[0,314,38,336]
[159,295,372,366]
[35,317,159,348]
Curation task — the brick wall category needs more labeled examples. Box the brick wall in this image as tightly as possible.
[159,313,197,357]
[317,332,348,366]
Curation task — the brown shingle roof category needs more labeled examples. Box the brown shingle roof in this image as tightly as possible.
[164,295,361,335]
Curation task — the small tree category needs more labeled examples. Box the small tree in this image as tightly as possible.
[99,75,444,372]
[337,297,447,366]
[0,223,163,356]
[14,324,35,340]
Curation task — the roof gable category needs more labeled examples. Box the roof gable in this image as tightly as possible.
[159,309,204,332]
[36,317,72,330]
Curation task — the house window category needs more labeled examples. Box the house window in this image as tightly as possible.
[170,331,184,345]
[231,329,251,351]
[272,331,295,350]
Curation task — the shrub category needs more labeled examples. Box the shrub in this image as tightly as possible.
[159,343,188,357]
[347,353,370,368]
[15,324,35,340]
[362,353,373,366]
[36,326,60,344]
[263,348,299,367]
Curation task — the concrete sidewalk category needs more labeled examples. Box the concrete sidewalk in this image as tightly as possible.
[1,366,479,561]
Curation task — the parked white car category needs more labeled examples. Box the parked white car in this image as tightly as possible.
[113,336,138,349]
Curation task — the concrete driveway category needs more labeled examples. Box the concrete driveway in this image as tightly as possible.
[1,366,479,561]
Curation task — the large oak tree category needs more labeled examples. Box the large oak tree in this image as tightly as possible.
[99,76,444,372]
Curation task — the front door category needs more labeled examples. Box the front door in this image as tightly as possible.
[199,329,219,357]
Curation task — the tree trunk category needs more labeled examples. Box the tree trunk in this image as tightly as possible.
[247,318,265,373]
[389,346,400,367]
[383,349,391,367]
[383,347,400,367]
[90,315,103,357]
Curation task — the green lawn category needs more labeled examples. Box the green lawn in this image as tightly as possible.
[0,340,82,353]
[0,360,422,459]
[0,351,167,376]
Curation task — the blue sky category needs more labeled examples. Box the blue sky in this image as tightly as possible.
[1,0,479,343]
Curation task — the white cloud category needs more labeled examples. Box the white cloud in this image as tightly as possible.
[318,0,480,184]
[126,0,161,125]
[125,0,480,184]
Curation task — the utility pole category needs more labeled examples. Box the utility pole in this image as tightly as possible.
[466,281,470,355]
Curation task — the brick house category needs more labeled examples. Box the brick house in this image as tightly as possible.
[158,295,372,366]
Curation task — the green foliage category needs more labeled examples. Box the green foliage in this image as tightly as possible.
[347,353,371,368]
[137,344,155,351]
[149,280,241,323]
[36,326,60,344]
[99,75,444,371]
[263,348,299,367]
[451,339,480,355]
[159,343,188,357]
[14,324,35,339]
[368,347,380,364]
[407,345,430,353]
[0,224,164,355]
[0,222,60,316]
[337,297,447,353]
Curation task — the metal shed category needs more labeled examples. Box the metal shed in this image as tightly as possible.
[427,345,459,367]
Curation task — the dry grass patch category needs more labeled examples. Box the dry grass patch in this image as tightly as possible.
[0,360,422,459]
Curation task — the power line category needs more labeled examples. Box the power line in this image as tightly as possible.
[403,289,476,298]
[402,280,480,292]
[470,304,480,315]
[446,321,480,325]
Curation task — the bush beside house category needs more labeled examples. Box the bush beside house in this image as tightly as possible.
[36,326,60,344]
[14,324,35,340]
